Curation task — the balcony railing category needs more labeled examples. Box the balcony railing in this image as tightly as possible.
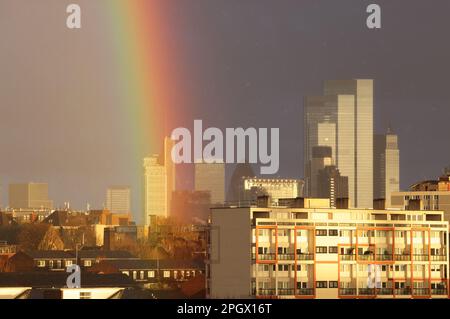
[394,254,411,261]
[359,288,376,296]
[278,253,295,261]
[431,288,447,295]
[377,288,394,295]
[413,255,429,261]
[431,255,447,261]
[413,288,430,296]
[257,253,276,261]
[339,288,357,296]
[257,288,276,296]
[394,288,412,295]
[296,253,314,261]
[340,254,356,261]
[357,254,374,261]
[296,288,314,296]
[277,288,295,296]
[375,254,393,261]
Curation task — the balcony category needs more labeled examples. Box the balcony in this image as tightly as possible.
[278,253,295,261]
[296,288,314,296]
[413,255,429,261]
[394,254,411,261]
[431,255,447,261]
[359,288,376,296]
[296,253,314,261]
[340,254,356,261]
[257,288,276,296]
[277,288,295,296]
[394,288,412,295]
[413,288,430,296]
[375,254,393,261]
[377,288,394,295]
[257,253,276,261]
[357,254,374,261]
[431,288,447,295]
[339,288,357,296]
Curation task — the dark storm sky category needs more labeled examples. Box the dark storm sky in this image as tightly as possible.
[1,0,450,222]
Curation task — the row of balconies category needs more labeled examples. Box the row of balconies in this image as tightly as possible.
[339,287,447,296]
[253,252,447,262]
[340,253,447,262]
[255,287,448,297]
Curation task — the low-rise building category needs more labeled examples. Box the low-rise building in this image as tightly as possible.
[89,259,204,283]
[208,198,449,299]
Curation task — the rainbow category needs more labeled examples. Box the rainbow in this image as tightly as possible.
[105,1,184,157]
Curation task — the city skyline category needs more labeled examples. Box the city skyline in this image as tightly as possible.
[2,1,450,224]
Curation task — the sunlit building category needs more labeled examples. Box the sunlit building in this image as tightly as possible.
[143,156,167,223]
[374,129,400,207]
[8,183,53,210]
[391,170,450,221]
[241,178,304,206]
[194,161,225,205]
[304,79,374,208]
[106,186,131,214]
[208,198,449,299]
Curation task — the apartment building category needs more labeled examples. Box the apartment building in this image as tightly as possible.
[208,198,449,299]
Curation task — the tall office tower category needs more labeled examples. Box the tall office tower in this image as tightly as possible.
[374,129,400,207]
[9,183,53,209]
[317,166,349,208]
[308,146,334,197]
[304,79,374,208]
[106,186,131,214]
[143,155,167,225]
[194,161,225,205]
[164,136,176,216]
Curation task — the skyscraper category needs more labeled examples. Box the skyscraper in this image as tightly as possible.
[194,161,225,205]
[374,129,400,207]
[9,183,53,209]
[142,136,177,225]
[304,79,374,208]
[106,186,131,214]
[164,136,176,216]
[143,155,167,224]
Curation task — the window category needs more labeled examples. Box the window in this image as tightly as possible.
[65,260,73,267]
[49,260,54,268]
[316,281,328,288]
[296,265,302,271]
[278,264,289,271]
[316,229,327,236]
[163,271,170,278]
[316,246,327,254]
[133,271,137,280]
[329,246,338,254]
[83,260,92,267]
[37,260,45,267]
[140,271,144,279]
[79,292,91,299]
[329,281,338,288]
[148,271,155,278]
[122,271,129,276]
[329,229,338,236]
